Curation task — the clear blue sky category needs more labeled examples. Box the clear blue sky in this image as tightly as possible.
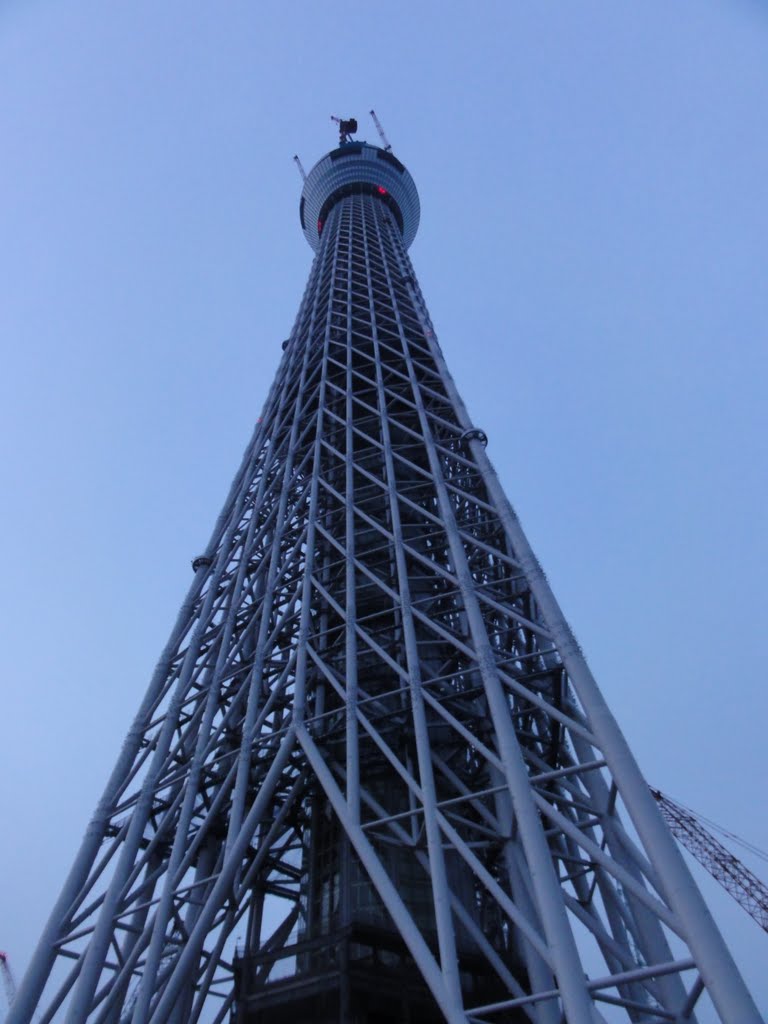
[1,2,767,1019]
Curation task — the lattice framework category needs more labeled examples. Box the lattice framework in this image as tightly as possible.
[9,164,761,1024]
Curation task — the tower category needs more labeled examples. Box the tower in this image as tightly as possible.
[10,125,761,1024]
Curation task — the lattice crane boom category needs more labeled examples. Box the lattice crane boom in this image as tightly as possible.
[652,789,768,932]
[0,951,17,1013]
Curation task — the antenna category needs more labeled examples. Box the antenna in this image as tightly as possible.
[330,115,358,145]
[369,109,392,152]
[293,155,307,182]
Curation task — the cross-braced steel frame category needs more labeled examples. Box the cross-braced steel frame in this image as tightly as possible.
[10,145,761,1024]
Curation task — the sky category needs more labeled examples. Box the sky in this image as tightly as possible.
[1,1,767,1019]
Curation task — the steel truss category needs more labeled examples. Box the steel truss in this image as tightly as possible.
[11,174,761,1024]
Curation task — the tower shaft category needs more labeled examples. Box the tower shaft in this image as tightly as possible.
[10,140,760,1024]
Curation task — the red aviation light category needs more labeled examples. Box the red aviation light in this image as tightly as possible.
[377,185,388,195]
[317,218,324,234]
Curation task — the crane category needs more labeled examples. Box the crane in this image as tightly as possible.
[330,115,358,145]
[0,952,16,1014]
[369,109,392,151]
[292,154,307,182]
[651,789,768,932]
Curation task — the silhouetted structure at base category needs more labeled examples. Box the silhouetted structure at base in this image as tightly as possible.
[233,923,526,1024]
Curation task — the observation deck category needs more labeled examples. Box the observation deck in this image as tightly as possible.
[299,142,420,252]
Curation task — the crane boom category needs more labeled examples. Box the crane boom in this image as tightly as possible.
[369,109,392,151]
[652,789,768,932]
[0,951,17,1011]
[292,154,307,182]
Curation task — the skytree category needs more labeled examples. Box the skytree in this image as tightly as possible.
[10,117,761,1024]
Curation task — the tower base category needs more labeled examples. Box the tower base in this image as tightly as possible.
[232,922,526,1023]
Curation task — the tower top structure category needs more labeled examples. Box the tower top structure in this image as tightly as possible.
[299,139,420,252]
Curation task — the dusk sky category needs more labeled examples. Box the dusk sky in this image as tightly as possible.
[1,2,767,1019]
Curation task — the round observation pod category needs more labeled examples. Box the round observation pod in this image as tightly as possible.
[299,142,420,253]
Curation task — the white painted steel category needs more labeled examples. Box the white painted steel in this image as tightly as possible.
[11,144,761,1024]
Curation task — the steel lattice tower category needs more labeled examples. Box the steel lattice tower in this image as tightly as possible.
[11,130,761,1024]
